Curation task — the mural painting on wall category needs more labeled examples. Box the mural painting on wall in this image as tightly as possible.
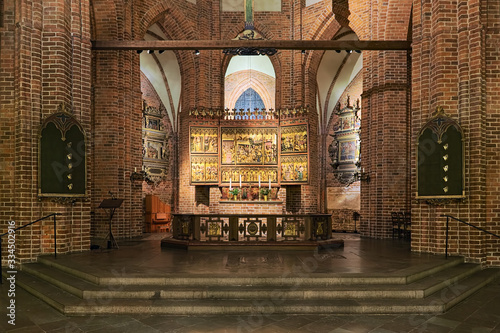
[221,127,278,165]
[191,156,219,183]
[281,124,308,154]
[190,127,218,154]
[281,155,308,183]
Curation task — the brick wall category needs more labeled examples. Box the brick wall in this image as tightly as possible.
[357,0,412,239]
[0,0,92,262]
[3,0,499,267]
[411,0,500,266]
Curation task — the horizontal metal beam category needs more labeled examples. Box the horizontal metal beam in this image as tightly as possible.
[92,39,411,51]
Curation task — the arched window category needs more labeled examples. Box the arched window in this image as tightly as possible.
[225,55,275,110]
[234,88,265,111]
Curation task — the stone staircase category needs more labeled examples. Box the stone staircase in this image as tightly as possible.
[5,255,500,315]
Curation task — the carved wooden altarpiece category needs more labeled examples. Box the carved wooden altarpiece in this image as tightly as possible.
[189,107,310,202]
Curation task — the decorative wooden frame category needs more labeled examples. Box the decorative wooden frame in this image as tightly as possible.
[416,106,465,200]
[280,123,309,184]
[188,111,310,189]
[280,155,308,184]
[190,126,219,185]
[39,105,87,198]
[338,139,358,162]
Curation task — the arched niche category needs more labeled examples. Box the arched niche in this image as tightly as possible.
[416,107,465,201]
[39,106,87,198]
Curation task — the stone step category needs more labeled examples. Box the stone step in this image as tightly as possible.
[6,267,499,315]
[19,261,481,300]
[36,255,464,286]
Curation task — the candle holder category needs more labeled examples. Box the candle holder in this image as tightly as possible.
[260,188,270,201]
[229,188,240,200]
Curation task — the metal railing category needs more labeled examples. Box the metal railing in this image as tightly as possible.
[1,213,61,283]
[172,213,333,242]
[442,214,500,259]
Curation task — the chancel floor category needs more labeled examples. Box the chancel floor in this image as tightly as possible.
[1,234,499,332]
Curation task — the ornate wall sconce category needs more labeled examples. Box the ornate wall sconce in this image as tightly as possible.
[353,169,370,183]
[130,169,146,182]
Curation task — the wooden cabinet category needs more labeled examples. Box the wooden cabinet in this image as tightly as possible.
[145,195,171,233]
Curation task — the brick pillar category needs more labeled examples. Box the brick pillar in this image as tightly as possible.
[360,49,410,238]
[411,0,498,265]
[0,0,92,263]
[92,49,143,239]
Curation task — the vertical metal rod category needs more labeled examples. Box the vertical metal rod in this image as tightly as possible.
[53,214,57,259]
[445,216,449,259]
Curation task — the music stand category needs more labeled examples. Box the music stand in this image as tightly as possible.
[99,199,124,249]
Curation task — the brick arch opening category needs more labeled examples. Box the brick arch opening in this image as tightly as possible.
[139,1,196,41]
[221,24,282,109]
[225,70,275,110]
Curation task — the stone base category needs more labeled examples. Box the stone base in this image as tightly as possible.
[160,237,344,251]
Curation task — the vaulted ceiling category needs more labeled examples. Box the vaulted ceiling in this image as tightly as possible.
[140,0,362,133]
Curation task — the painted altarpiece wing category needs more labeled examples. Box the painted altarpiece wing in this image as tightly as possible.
[191,156,219,183]
[281,155,308,183]
[189,126,219,185]
[190,127,218,154]
[280,124,308,154]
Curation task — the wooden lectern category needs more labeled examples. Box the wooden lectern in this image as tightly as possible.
[99,198,123,249]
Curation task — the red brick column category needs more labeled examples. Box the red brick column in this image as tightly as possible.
[357,0,412,238]
[411,0,500,265]
[0,0,92,262]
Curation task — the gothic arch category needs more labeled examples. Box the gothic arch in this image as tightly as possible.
[91,0,120,39]
[221,25,282,110]
[225,70,275,110]
[140,1,196,41]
